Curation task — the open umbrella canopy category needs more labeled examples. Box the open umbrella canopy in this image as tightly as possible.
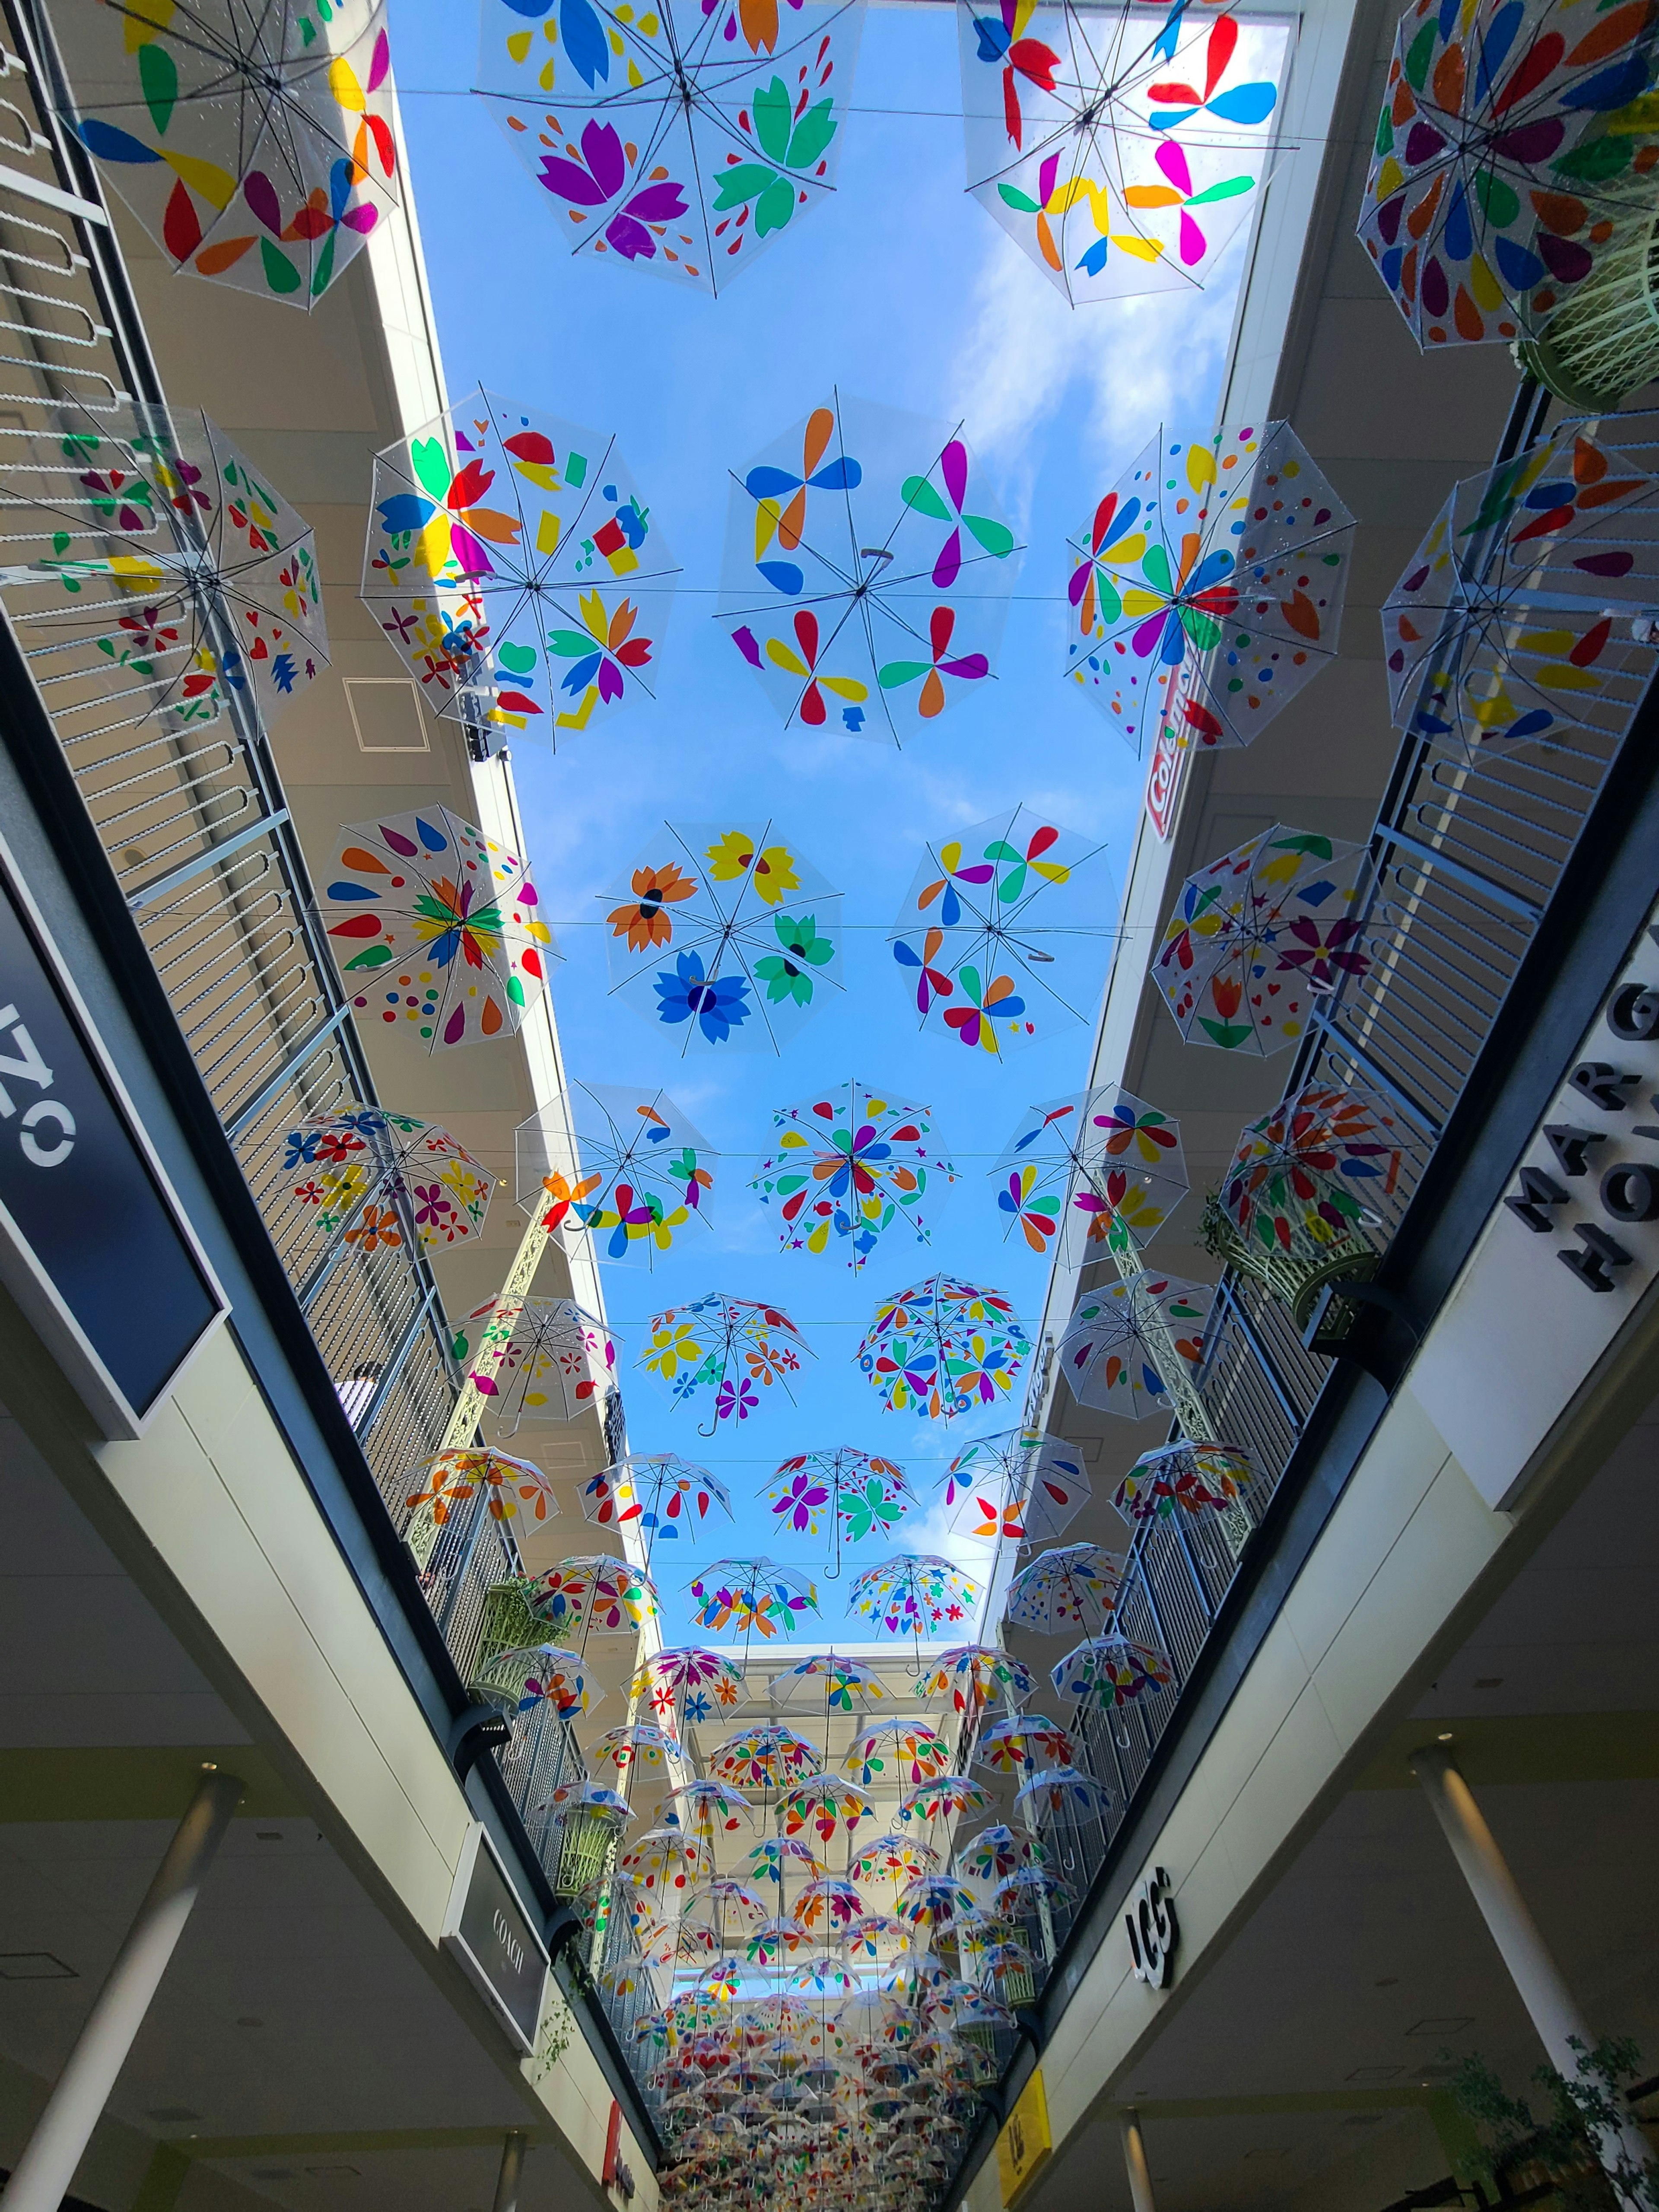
[664,1779,754,1839]
[362,389,676,738]
[975,1715,1077,1773]
[584,1452,734,1548]
[896,1774,995,1825]
[1064,421,1355,755]
[955,1824,1042,1882]
[640,1294,814,1430]
[474,1640,600,1717]
[710,1721,824,1789]
[524,1555,658,1634]
[718,392,1020,744]
[58,0,398,304]
[761,1450,916,1553]
[475,0,866,293]
[994,1084,1186,1265]
[772,1650,894,1713]
[848,1557,982,1641]
[1056,1273,1212,1419]
[960,0,1282,305]
[278,1107,493,1255]
[849,1833,940,1889]
[1357,0,1659,352]
[857,1274,1031,1421]
[1114,1440,1253,1526]
[0,403,328,733]
[452,1295,618,1423]
[403,1446,560,1528]
[1013,1766,1114,1821]
[939,1427,1090,1545]
[782,1774,877,1843]
[1154,826,1373,1053]
[632,1646,748,1726]
[752,1079,957,1268]
[1218,1081,1413,1266]
[1002,1542,1126,1636]
[588,1721,682,1778]
[843,1718,953,1787]
[915,1643,1036,1714]
[322,804,557,1050]
[1050,1633,1175,1710]
[690,1559,821,1639]
[553,1081,717,1265]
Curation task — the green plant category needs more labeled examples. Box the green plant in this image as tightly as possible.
[1449,2037,1658,2212]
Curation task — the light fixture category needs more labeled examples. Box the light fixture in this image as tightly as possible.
[200,1761,218,1771]
[1436,1733,1452,1743]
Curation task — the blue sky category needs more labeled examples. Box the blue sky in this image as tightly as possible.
[393,0,1246,1643]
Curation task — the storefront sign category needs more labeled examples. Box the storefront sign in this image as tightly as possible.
[0,842,224,1437]
[997,2067,1052,2206]
[603,2103,637,2202]
[442,1824,549,2053]
[1126,1866,1179,1988]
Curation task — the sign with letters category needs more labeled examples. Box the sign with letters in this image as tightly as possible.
[1125,1866,1179,1988]
[996,2067,1052,2206]
[0,842,224,1436]
[442,1823,549,2053]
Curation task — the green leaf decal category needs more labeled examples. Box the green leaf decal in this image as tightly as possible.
[713,162,776,209]
[786,97,837,170]
[755,173,796,235]
[753,76,792,163]
[138,41,177,135]
[260,238,302,295]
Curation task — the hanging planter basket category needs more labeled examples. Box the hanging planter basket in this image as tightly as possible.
[1201,1192,1377,1340]
[1517,200,1659,409]
[551,1808,622,1900]
[464,1578,545,1710]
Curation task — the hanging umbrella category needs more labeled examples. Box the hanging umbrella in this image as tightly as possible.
[1050,1634,1175,1709]
[746,1835,826,1887]
[642,1294,814,1431]
[956,1825,1042,1883]
[1065,422,1355,754]
[1357,0,1659,353]
[896,1775,995,1825]
[994,1865,1073,1920]
[843,1719,953,1788]
[789,1955,858,1998]
[1056,1273,1213,1419]
[1218,1081,1412,1265]
[58,0,397,304]
[711,1721,823,1789]
[783,1776,877,1846]
[795,1877,870,1934]
[849,1833,940,1893]
[403,1446,560,1528]
[474,1640,600,1718]
[632,1646,748,1728]
[1013,1767,1113,1821]
[584,1453,734,1550]
[523,1555,658,1634]
[589,1721,682,1779]
[1114,1440,1252,1526]
[752,1080,957,1268]
[939,1429,1090,1546]
[689,1560,820,1640]
[452,1295,618,1424]
[848,1558,982,1642]
[718,391,1019,744]
[279,1108,493,1255]
[1154,826,1373,1053]
[994,1085,1187,1265]
[748,1914,811,1969]
[960,2,1281,305]
[857,1275,1030,1423]
[642,1915,724,1974]
[889,807,1109,1055]
[0,403,329,732]
[603,821,843,1052]
[686,1878,771,1936]
[619,1827,708,1897]
[915,1644,1036,1715]
[1002,1542,1126,1636]
[665,1779,754,1840]
[762,1450,916,1575]
[1382,422,1659,757]
[321,804,557,1050]
[362,390,675,738]
[974,1716,1077,1773]
[553,1081,717,1265]
[841,1913,911,1966]
[893,1875,978,1937]
[774,1650,894,1714]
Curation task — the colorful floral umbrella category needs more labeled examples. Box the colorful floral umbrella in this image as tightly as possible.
[1114,1440,1252,1526]
[362,390,675,738]
[553,1081,717,1265]
[0,404,329,735]
[975,1716,1077,1773]
[1154,826,1373,1054]
[994,1085,1187,1266]
[452,1295,618,1424]
[761,1450,916,1574]
[584,1453,734,1551]
[746,1835,826,1887]
[848,1557,982,1641]
[940,1429,1090,1546]
[279,1107,493,1255]
[690,1559,820,1640]
[403,1446,560,1528]
[1002,1542,1126,1636]
[783,1775,877,1844]
[1056,1274,1212,1419]
[748,1913,811,1968]
[893,1875,978,1936]
[524,1555,658,1634]
[710,1721,823,1789]
[774,1649,894,1714]
[794,1877,867,1933]
[1382,422,1659,757]
[838,1724,948,1795]
[1050,1633,1174,1710]
[841,1912,910,1965]
[322,805,557,1050]
[475,0,865,294]
[1219,1082,1412,1265]
[849,1832,940,1891]
[664,1779,753,1839]
[1065,422,1354,755]
[1013,1767,1113,1821]
[589,1721,681,1778]
[960,2,1281,305]
[474,1640,599,1717]
[857,1275,1030,1422]
[752,1080,957,1268]
[788,1955,858,1998]
[718,391,1020,744]
[604,821,844,1053]
[633,1646,748,1728]
[537,1777,635,1825]
[956,1825,1042,1882]
[640,1294,814,1432]
[897,1775,995,1825]
[889,807,1109,1055]
[994,1865,1072,1921]
[917,1643,1036,1715]
[58,0,397,304]
[1357,0,1659,353]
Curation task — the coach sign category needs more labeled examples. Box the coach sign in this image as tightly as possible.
[442,1824,550,2053]
[0,844,224,1437]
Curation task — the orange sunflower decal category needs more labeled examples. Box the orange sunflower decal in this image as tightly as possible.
[608,861,696,951]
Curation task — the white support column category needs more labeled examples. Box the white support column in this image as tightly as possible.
[0,1769,242,2212]
[1120,2110,1157,2212]
[1411,1745,1652,2183]
[490,2131,528,2212]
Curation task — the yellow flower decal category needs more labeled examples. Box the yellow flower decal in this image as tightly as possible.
[706,829,800,906]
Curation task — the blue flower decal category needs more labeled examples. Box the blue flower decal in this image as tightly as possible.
[654,951,751,1044]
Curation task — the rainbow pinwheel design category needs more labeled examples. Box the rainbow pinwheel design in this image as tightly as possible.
[718,392,1020,744]
[960,2,1282,304]
[975,1715,1077,1773]
[362,391,674,739]
[451,1296,618,1424]
[543,1081,717,1266]
[857,1274,1030,1422]
[752,1080,957,1268]
[843,1718,953,1786]
[58,0,397,305]
[1154,827,1372,1054]
[916,1643,1036,1713]
[1382,421,1659,759]
[688,1559,820,1640]
[1066,421,1354,755]
[1049,1633,1175,1710]
[994,1084,1187,1266]
[1057,1274,1212,1421]
[1219,1082,1413,1265]
[522,1555,658,1634]
[782,1774,876,1844]
[774,1650,893,1713]
[321,805,557,1051]
[602,821,844,1054]
[1114,1440,1253,1526]
[475,0,865,294]
[1357,0,1659,353]
[940,1429,1091,1546]
[890,807,1110,1056]
[639,1294,813,1432]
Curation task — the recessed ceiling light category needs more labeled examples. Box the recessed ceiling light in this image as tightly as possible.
[1437,1732,1453,1742]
